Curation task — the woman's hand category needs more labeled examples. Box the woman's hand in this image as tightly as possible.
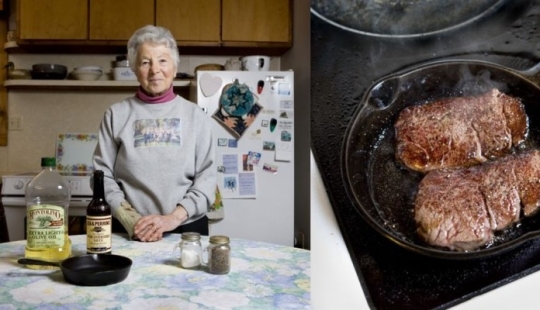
[133,206,188,242]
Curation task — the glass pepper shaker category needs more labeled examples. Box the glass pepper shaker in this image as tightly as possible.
[173,232,202,269]
[206,235,231,275]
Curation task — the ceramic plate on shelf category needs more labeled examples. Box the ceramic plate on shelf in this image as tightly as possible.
[56,133,98,173]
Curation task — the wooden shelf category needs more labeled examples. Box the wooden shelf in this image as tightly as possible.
[3,79,193,90]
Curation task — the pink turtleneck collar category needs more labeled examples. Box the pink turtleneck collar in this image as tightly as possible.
[136,85,176,103]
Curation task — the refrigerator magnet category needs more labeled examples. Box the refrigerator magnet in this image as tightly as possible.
[278,83,291,95]
[250,128,262,140]
[262,163,278,174]
[242,154,254,171]
[279,110,293,119]
[281,130,292,142]
[199,73,223,97]
[228,139,238,148]
[263,141,276,151]
[248,151,262,166]
[280,100,294,109]
[270,118,277,132]
[218,138,228,146]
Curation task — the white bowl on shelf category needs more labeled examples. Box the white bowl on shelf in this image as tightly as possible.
[72,70,103,81]
[113,67,137,81]
[74,66,103,72]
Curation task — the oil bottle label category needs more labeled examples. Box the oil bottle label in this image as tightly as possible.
[27,204,66,248]
[86,215,112,253]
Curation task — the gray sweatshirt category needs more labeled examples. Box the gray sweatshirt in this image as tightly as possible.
[93,95,216,225]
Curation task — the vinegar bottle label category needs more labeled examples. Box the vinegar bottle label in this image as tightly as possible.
[27,204,66,248]
[86,215,112,253]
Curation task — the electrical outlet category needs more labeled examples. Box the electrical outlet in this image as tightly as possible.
[9,116,23,131]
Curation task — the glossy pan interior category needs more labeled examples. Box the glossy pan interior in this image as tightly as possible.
[342,59,540,259]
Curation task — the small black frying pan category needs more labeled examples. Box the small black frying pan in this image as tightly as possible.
[18,254,132,286]
[342,59,540,259]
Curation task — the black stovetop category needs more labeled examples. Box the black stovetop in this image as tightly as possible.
[311,1,540,309]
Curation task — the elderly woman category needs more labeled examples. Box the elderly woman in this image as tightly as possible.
[93,25,216,242]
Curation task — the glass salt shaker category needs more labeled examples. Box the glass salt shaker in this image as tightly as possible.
[173,232,202,269]
[206,235,231,275]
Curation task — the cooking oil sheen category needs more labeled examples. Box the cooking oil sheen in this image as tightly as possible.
[25,231,71,270]
[25,203,71,269]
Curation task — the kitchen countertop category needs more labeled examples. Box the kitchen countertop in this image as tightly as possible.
[311,151,540,309]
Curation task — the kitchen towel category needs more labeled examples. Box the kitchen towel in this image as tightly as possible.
[208,186,225,221]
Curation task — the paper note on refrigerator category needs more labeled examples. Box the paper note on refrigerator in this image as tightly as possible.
[275,119,293,162]
[219,153,257,199]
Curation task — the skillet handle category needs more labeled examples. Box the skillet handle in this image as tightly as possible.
[519,62,540,77]
[511,62,540,87]
[17,258,61,267]
[365,75,401,110]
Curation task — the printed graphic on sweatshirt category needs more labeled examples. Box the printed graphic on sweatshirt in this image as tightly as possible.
[133,118,181,147]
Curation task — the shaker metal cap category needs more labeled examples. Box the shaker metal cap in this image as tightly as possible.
[209,235,230,244]
[181,232,201,241]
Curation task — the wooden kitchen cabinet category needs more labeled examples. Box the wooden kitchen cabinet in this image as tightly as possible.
[156,0,220,45]
[18,0,153,41]
[14,0,292,55]
[18,0,87,40]
[222,0,291,44]
[90,0,154,40]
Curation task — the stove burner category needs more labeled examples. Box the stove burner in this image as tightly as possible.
[311,0,505,38]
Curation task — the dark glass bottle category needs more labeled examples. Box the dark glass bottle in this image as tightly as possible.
[86,170,112,254]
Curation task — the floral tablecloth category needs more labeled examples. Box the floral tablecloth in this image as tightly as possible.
[0,233,310,309]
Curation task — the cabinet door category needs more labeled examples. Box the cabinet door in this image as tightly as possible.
[89,0,154,40]
[222,0,291,43]
[156,0,220,43]
[19,0,88,40]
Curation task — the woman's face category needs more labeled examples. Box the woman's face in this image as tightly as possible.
[135,43,177,96]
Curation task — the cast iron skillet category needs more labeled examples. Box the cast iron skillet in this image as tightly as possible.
[341,59,540,260]
[18,254,132,286]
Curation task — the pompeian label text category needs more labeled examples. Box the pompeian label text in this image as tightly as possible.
[27,204,66,248]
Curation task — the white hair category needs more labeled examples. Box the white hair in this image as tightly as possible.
[127,25,180,72]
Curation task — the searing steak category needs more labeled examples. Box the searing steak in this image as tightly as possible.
[395,89,528,173]
[414,150,540,251]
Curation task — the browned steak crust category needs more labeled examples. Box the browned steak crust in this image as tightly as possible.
[395,89,528,173]
[415,151,540,251]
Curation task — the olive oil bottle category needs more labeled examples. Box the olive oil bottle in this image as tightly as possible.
[86,170,112,254]
[24,157,71,269]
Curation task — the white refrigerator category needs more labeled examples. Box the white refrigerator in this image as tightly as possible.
[193,70,294,246]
